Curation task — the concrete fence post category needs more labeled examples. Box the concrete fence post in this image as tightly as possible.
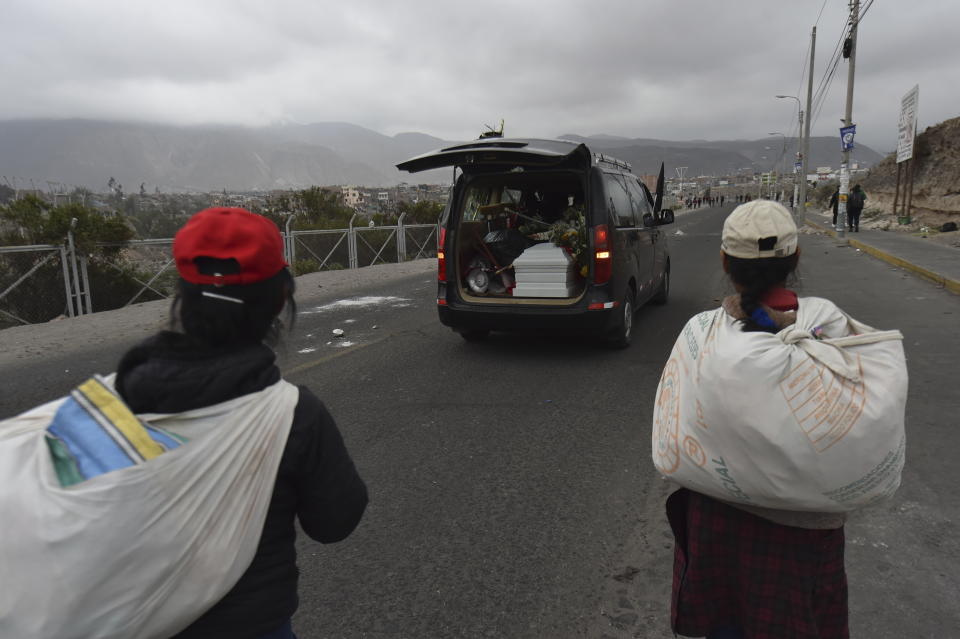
[348,214,358,269]
[397,212,407,262]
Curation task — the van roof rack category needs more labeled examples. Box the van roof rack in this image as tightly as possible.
[593,153,632,171]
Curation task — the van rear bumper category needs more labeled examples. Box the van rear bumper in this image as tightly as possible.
[438,296,620,335]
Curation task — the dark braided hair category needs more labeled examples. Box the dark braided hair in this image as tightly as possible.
[170,268,296,347]
[725,253,799,333]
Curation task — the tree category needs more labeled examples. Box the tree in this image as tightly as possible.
[260,187,356,230]
[125,193,214,239]
[0,197,141,324]
[397,200,443,224]
[0,196,133,255]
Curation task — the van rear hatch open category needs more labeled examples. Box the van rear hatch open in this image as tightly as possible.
[444,168,589,305]
[397,138,596,307]
[396,138,592,174]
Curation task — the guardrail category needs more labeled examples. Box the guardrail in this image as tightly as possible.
[0,221,438,326]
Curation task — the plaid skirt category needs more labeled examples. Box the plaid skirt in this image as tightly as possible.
[667,489,848,639]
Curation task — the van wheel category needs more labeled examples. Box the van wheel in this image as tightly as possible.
[459,329,489,342]
[607,291,635,349]
[652,267,669,305]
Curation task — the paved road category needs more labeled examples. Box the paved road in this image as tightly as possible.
[2,205,958,637]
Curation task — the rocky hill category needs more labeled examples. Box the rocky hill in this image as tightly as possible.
[0,119,884,193]
[863,116,960,224]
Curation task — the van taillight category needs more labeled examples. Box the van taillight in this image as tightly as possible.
[593,224,611,284]
[437,227,447,282]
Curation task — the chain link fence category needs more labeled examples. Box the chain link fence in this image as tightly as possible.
[0,245,71,328]
[0,222,439,326]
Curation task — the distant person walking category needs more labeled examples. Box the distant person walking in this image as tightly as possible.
[848,184,866,232]
[829,186,840,227]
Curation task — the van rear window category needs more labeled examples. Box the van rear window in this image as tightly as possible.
[459,173,585,228]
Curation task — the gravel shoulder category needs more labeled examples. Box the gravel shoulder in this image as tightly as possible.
[0,259,436,368]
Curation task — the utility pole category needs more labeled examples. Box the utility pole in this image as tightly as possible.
[800,26,815,224]
[675,167,687,206]
[769,132,786,200]
[837,1,859,239]
[792,110,802,210]
[776,93,806,218]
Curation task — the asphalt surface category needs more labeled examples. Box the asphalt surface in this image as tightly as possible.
[1,204,958,638]
[804,210,960,294]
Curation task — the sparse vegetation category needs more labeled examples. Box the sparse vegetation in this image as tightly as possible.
[0,196,140,325]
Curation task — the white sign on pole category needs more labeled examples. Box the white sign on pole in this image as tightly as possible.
[897,85,919,164]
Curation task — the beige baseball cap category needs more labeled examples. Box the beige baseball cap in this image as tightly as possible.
[721,200,798,259]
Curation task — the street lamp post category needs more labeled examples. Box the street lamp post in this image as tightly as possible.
[776,95,805,218]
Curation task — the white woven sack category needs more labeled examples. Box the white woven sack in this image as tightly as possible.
[652,297,907,512]
[0,377,299,639]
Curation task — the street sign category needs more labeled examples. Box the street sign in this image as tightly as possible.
[897,85,919,163]
[840,125,857,151]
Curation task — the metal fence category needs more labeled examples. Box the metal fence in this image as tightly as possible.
[0,220,438,326]
[0,244,71,327]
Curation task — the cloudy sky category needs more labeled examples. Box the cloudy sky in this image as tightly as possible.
[4,1,956,152]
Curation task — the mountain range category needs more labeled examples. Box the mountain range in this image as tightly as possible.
[0,119,885,193]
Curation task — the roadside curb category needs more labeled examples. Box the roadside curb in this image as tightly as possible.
[805,219,960,295]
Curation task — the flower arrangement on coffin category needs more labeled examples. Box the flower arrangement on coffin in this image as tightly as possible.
[519,205,588,277]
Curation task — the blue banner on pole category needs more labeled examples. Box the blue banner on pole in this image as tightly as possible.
[840,125,857,151]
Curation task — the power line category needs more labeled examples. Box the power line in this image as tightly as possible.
[809,16,853,131]
[781,1,872,164]
[782,0,842,153]
[810,0,876,132]
[815,0,830,26]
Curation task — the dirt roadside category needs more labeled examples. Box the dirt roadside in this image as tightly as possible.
[0,259,436,369]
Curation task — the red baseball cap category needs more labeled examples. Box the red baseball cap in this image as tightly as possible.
[174,207,288,285]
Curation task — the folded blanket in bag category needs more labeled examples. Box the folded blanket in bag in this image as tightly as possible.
[46,375,184,487]
[0,375,299,639]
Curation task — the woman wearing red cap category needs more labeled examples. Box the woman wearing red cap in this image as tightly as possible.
[115,207,368,639]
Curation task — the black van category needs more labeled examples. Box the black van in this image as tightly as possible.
[397,138,674,347]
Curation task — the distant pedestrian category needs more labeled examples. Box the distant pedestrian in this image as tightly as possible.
[848,184,866,232]
[829,186,840,227]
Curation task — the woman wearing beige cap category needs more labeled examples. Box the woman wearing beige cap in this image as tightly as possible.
[658,200,865,639]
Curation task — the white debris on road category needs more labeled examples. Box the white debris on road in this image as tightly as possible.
[301,296,412,314]
[332,328,345,336]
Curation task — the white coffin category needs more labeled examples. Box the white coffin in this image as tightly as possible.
[513,282,579,297]
[512,243,578,297]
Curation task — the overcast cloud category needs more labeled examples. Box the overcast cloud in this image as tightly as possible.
[3,0,957,151]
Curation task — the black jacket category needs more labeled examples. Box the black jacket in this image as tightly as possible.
[115,331,368,639]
